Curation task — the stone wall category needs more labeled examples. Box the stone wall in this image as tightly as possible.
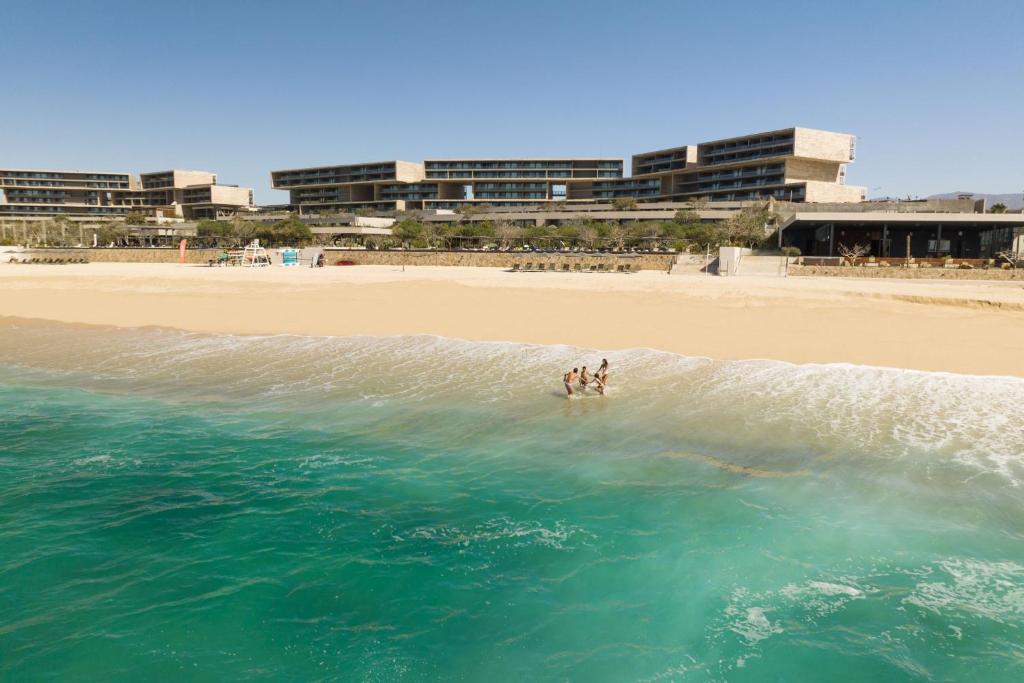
[18,247,677,271]
[324,249,676,271]
[790,265,1024,280]
[21,248,223,264]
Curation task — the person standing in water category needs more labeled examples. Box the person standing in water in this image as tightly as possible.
[578,366,591,389]
[594,359,609,387]
[563,368,579,397]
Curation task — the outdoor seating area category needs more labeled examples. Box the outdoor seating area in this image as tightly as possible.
[207,241,272,267]
[208,251,244,267]
[799,256,1014,270]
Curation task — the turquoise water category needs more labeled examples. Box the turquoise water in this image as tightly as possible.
[1,323,1023,681]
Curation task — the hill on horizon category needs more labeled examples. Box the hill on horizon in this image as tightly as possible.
[928,191,1023,209]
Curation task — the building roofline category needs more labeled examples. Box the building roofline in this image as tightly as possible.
[139,169,216,176]
[270,161,416,174]
[785,212,1024,224]
[631,144,691,158]
[0,167,132,175]
[422,157,623,162]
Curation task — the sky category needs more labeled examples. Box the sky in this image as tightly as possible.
[1,0,1022,204]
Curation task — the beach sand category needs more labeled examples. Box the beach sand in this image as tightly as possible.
[2,262,1023,376]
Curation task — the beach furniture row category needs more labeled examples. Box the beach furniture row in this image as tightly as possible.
[510,262,638,273]
[10,257,89,265]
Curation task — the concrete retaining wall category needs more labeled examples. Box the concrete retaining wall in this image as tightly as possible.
[324,249,676,271]
[20,248,222,264]
[16,248,676,271]
[790,265,1024,280]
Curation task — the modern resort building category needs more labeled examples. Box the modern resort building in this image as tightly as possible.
[0,168,254,220]
[270,127,866,214]
[3,125,1021,259]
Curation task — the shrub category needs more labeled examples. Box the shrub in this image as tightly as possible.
[781,246,801,256]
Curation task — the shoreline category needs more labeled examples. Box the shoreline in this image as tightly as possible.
[2,263,1024,377]
[6,316,1024,384]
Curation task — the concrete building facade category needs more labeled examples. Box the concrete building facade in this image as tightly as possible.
[0,167,254,220]
[271,158,625,214]
[271,127,864,214]
[602,127,864,204]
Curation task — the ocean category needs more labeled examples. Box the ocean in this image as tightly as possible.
[1,321,1022,681]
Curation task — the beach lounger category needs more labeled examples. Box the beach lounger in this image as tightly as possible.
[573,263,582,271]
[561,263,571,271]
[524,262,534,271]
[511,263,520,271]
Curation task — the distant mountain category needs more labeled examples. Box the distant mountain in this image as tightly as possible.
[928,191,1024,209]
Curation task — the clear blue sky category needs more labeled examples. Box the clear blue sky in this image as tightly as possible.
[2,0,1021,204]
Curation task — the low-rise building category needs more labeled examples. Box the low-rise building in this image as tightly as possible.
[0,168,254,219]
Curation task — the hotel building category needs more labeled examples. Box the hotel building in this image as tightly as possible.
[271,127,864,214]
[0,168,254,220]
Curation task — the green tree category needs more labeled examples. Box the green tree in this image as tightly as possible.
[611,197,638,211]
[125,210,149,225]
[678,222,721,251]
[94,221,131,247]
[258,216,312,245]
[718,204,772,248]
[990,203,1008,214]
[494,220,524,250]
[232,220,260,242]
[555,223,580,240]
[393,219,424,247]
[524,224,553,248]
[197,219,233,237]
[673,208,702,225]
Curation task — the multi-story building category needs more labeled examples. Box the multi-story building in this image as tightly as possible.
[0,169,139,218]
[0,168,254,219]
[605,127,864,204]
[271,158,624,214]
[137,170,254,220]
[271,127,863,214]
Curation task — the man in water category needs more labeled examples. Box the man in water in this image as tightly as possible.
[578,366,591,389]
[563,368,579,397]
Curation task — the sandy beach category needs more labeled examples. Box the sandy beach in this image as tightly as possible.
[2,262,1023,376]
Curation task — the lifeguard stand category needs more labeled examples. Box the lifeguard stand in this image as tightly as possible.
[241,240,271,267]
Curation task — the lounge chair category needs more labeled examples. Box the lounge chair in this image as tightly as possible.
[572,263,582,272]
[561,263,571,271]
[597,263,606,272]
[524,262,534,271]
[511,263,520,271]
[537,263,546,271]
